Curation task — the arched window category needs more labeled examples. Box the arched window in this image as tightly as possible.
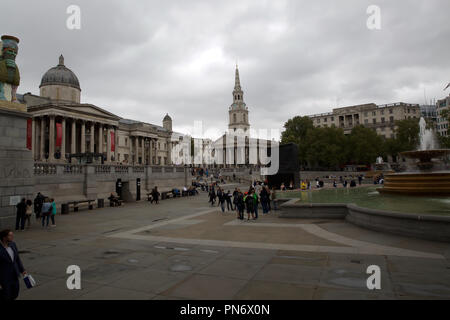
[233,113,237,123]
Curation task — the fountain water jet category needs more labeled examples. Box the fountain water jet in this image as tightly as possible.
[378,117,450,195]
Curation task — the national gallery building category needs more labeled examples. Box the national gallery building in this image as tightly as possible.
[19,55,183,166]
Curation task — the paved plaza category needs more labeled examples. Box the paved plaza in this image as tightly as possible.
[13,185,450,300]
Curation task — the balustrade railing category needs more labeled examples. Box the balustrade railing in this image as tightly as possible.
[132,166,145,173]
[34,163,57,175]
[32,162,188,177]
[114,166,129,174]
[63,165,83,174]
[95,165,111,174]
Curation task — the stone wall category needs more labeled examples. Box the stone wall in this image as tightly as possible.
[33,163,189,208]
[0,103,34,228]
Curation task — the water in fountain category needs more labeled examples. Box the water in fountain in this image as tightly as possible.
[419,117,439,151]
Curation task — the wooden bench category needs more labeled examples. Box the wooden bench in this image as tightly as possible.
[66,199,96,212]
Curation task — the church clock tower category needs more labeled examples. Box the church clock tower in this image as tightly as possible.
[228,65,250,132]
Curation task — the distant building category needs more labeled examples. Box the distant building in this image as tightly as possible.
[436,94,450,137]
[420,104,437,122]
[307,102,421,138]
[20,55,187,165]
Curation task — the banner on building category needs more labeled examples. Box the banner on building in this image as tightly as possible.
[26,119,32,150]
[56,122,62,147]
[111,131,115,152]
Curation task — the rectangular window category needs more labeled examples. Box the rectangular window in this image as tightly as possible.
[331,117,334,121]
[381,117,385,123]
[372,111,376,116]
[364,112,368,117]
[389,109,393,114]
[364,119,368,124]
[373,119,376,124]
[324,118,327,122]
[390,116,394,123]
[381,110,384,115]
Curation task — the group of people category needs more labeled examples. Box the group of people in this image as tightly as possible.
[208,182,277,220]
[15,192,57,231]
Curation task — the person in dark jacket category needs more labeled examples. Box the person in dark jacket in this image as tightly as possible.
[15,198,27,231]
[244,191,255,220]
[33,192,44,220]
[236,190,245,220]
[225,190,233,211]
[0,229,27,300]
[151,187,160,204]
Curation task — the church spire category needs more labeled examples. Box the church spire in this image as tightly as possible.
[232,64,244,103]
[234,64,241,91]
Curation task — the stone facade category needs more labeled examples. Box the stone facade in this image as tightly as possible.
[20,55,187,166]
[436,94,450,137]
[0,102,34,228]
[308,102,421,137]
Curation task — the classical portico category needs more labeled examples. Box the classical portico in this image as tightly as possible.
[22,55,183,166]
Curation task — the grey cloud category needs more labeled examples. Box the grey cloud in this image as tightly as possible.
[2,0,449,139]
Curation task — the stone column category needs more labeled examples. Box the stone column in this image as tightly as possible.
[167,139,172,165]
[89,122,95,153]
[141,137,145,165]
[40,117,45,161]
[80,121,86,154]
[71,119,76,154]
[31,118,36,160]
[148,138,153,165]
[61,118,66,160]
[114,127,118,163]
[134,136,138,164]
[98,124,103,154]
[129,135,133,164]
[48,115,55,162]
[106,126,111,163]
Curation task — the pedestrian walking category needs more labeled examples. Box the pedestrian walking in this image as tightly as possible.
[151,187,160,204]
[24,200,33,229]
[217,188,225,212]
[244,191,254,220]
[0,229,27,300]
[236,190,245,220]
[253,190,259,219]
[260,186,269,214]
[15,198,26,231]
[50,198,57,227]
[225,190,233,211]
[41,198,52,228]
[33,192,44,221]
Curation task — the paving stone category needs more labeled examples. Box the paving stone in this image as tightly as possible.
[160,274,248,300]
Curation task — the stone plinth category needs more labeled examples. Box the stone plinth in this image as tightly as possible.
[0,102,34,228]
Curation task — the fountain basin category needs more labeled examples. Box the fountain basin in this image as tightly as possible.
[378,171,450,196]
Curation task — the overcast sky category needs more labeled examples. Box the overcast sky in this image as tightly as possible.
[2,0,450,139]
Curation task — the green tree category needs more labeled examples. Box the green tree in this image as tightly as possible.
[281,116,315,166]
[346,126,386,165]
[305,126,347,170]
[394,118,420,151]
